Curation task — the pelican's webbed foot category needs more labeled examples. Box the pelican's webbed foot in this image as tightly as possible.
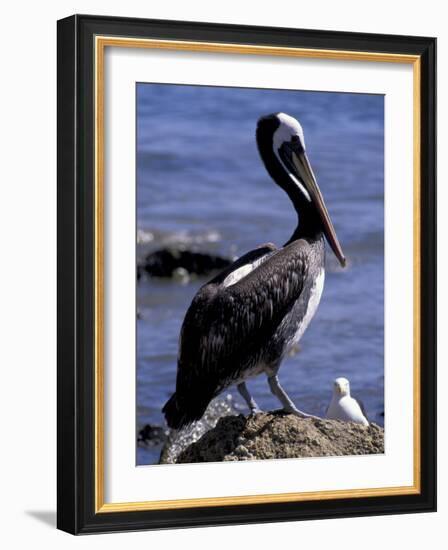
[267,374,320,420]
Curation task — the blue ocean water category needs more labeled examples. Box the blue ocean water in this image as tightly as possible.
[136,84,384,465]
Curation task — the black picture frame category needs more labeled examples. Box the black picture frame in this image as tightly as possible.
[57,14,436,534]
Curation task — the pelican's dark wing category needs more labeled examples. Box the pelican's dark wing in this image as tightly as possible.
[171,240,310,424]
[206,242,277,286]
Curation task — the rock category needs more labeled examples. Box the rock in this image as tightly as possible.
[174,412,384,463]
[142,247,231,279]
[159,395,240,464]
[137,423,168,446]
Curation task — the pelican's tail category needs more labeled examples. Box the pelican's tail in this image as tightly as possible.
[162,392,209,430]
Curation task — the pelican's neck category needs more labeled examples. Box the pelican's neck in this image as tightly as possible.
[287,202,324,245]
[257,137,322,244]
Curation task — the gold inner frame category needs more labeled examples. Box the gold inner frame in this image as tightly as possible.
[94,36,421,514]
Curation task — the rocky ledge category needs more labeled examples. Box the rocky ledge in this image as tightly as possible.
[171,412,384,464]
[140,247,231,279]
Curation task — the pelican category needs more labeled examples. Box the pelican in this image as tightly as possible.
[163,112,346,429]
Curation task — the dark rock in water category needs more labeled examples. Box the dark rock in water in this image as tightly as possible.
[159,395,240,464]
[138,423,168,446]
[173,412,384,463]
[142,247,231,279]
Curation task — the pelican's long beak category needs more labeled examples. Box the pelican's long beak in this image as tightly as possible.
[291,150,346,267]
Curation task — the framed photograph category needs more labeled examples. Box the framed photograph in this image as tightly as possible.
[57,14,436,534]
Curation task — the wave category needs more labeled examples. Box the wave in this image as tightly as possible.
[137,227,222,248]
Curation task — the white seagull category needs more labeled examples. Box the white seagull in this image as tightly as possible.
[325,377,369,426]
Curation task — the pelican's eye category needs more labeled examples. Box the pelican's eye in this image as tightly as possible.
[290,134,304,154]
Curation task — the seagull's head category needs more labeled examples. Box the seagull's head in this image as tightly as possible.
[333,377,350,397]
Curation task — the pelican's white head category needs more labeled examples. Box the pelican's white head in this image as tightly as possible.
[272,112,306,154]
[333,377,350,397]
